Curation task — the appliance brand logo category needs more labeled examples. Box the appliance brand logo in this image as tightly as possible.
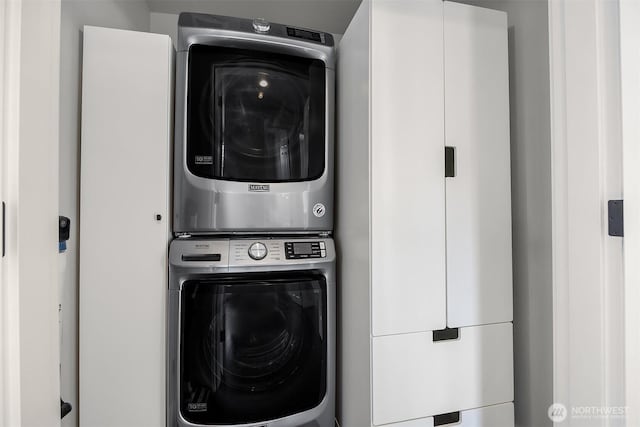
[248,184,270,192]
[187,403,207,412]
[194,155,213,165]
[313,203,326,218]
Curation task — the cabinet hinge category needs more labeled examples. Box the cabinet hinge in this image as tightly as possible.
[445,146,456,177]
[608,200,624,237]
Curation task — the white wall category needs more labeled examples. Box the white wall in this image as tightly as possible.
[452,1,553,426]
[59,2,150,426]
[150,12,178,48]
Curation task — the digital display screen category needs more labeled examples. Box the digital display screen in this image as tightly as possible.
[287,27,322,42]
[293,242,313,255]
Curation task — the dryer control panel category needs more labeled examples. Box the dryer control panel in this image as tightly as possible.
[285,241,326,259]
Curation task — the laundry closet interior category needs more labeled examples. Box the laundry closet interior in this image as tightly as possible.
[59,1,553,427]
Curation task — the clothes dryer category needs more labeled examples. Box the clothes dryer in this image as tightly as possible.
[174,13,335,234]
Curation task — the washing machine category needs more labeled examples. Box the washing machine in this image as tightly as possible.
[167,237,335,427]
[174,13,336,234]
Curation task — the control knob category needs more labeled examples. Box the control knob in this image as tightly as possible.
[248,242,268,260]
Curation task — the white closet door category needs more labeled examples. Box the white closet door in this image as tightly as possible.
[444,2,513,328]
[371,0,446,337]
[79,26,172,427]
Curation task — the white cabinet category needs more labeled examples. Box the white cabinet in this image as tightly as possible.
[458,403,515,426]
[372,324,514,425]
[383,418,435,427]
[368,0,514,337]
[444,1,513,329]
[370,0,446,337]
[337,1,512,426]
[79,26,172,427]
[381,403,514,427]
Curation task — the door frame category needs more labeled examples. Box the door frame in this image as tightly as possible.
[0,0,62,426]
[0,0,23,424]
[620,0,640,425]
[549,0,625,425]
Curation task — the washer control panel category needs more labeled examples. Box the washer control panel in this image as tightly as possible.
[285,241,326,259]
[248,242,268,260]
[173,239,334,267]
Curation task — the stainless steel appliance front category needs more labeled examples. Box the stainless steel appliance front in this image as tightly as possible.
[174,13,336,234]
[168,237,336,427]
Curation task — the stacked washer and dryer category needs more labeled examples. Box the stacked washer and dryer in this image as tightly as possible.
[168,13,336,427]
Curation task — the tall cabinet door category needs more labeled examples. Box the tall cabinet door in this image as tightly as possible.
[79,26,173,427]
[444,2,512,328]
[371,0,446,336]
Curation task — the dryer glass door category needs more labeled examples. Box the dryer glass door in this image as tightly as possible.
[180,273,327,424]
[186,45,326,183]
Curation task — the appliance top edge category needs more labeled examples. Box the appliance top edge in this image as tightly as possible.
[177,12,335,55]
[174,232,334,238]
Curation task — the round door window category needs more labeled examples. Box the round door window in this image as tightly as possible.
[186,45,326,182]
[180,274,327,425]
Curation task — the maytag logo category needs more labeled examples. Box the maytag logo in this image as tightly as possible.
[187,403,207,412]
[248,184,270,192]
[194,155,213,165]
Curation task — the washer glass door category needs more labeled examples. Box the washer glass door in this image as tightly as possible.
[180,273,327,424]
[186,45,326,183]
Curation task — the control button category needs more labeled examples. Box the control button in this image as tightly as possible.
[319,242,326,250]
[248,242,268,260]
[321,250,327,258]
[252,18,271,33]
